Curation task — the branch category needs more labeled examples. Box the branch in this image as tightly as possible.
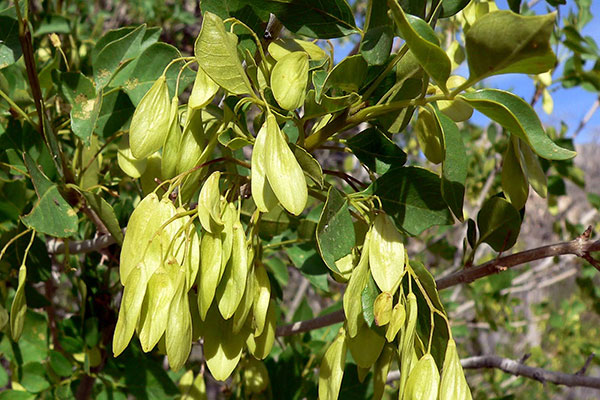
[46,231,121,254]
[385,355,600,389]
[461,355,600,389]
[277,309,345,337]
[436,235,600,290]
[276,229,600,337]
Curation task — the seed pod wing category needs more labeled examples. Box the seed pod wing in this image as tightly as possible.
[439,339,473,400]
[403,354,440,400]
[10,264,27,341]
[265,113,308,216]
[113,264,147,357]
[189,66,219,109]
[369,214,405,293]
[318,328,347,400]
[216,217,249,319]
[129,75,171,159]
[197,171,224,233]
[251,123,278,213]
[198,230,223,320]
[271,51,309,111]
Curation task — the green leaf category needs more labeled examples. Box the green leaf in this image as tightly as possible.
[460,89,576,160]
[34,14,71,36]
[23,152,53,197]
[360,0,394,65]
[268,38,328,61]
[8,311,49,364]
[323,54,368,93]
[0,305,7,332]
[257,0,358,38]
[410,260,444,312]
[21,362,50,393]
[95,90,135,137]
[201,0,271,53]
[415,106,444,164]
[303,90,360,119]
[507,0,522,13]
[312,70,328,102]
[0,391,36,400]
[520,139,547,198]
[122,347,180,399]
[317,187,356,274]
[347,128,407,174]
[57,72,102,144]
[287,243,330,292]
[49,350,72,377]
[465,11,556,80]
[467,218,477,249]
[434,110,467,221]
[116,43,195,106]
[477,196,521,252]
[21,186,78,238]
[265,257,289,287]
[0,16,21,69]
[388,1,450,92]
[373,166,454,236]
[94,24,147,89]
[361,273,379,328]
[440,0,471,18]
[92,26,160,64]
[292,144,324,188]
[81,191,123,245]
[398,0,426,17]
[194,12,253,95]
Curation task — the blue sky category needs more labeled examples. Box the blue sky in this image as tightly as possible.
[336,0,600,143]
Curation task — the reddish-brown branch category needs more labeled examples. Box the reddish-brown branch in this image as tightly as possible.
[385,354,600,389]
[276,232,600,337]
[436,237,600,290]
[460,355,600,389]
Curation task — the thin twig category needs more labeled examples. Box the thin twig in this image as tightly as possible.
[286,277,311,323]
[323,169,367,188]
[576,353,595,376]
[573,96,600,138]
[46,230,123,254]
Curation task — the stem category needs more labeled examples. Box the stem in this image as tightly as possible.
[162,56,196,77]
[448,77,478,98]
[361,44,409,101]
[0,162,30,177]
[0,228,33,263]
[304,93,447,151]
[263,238,310,250]
[79,131,124,178]
[21,230,36,263]
[0,88,36,127]
[175,60,197,97]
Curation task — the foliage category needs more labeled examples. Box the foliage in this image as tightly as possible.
[0,0,599,399]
